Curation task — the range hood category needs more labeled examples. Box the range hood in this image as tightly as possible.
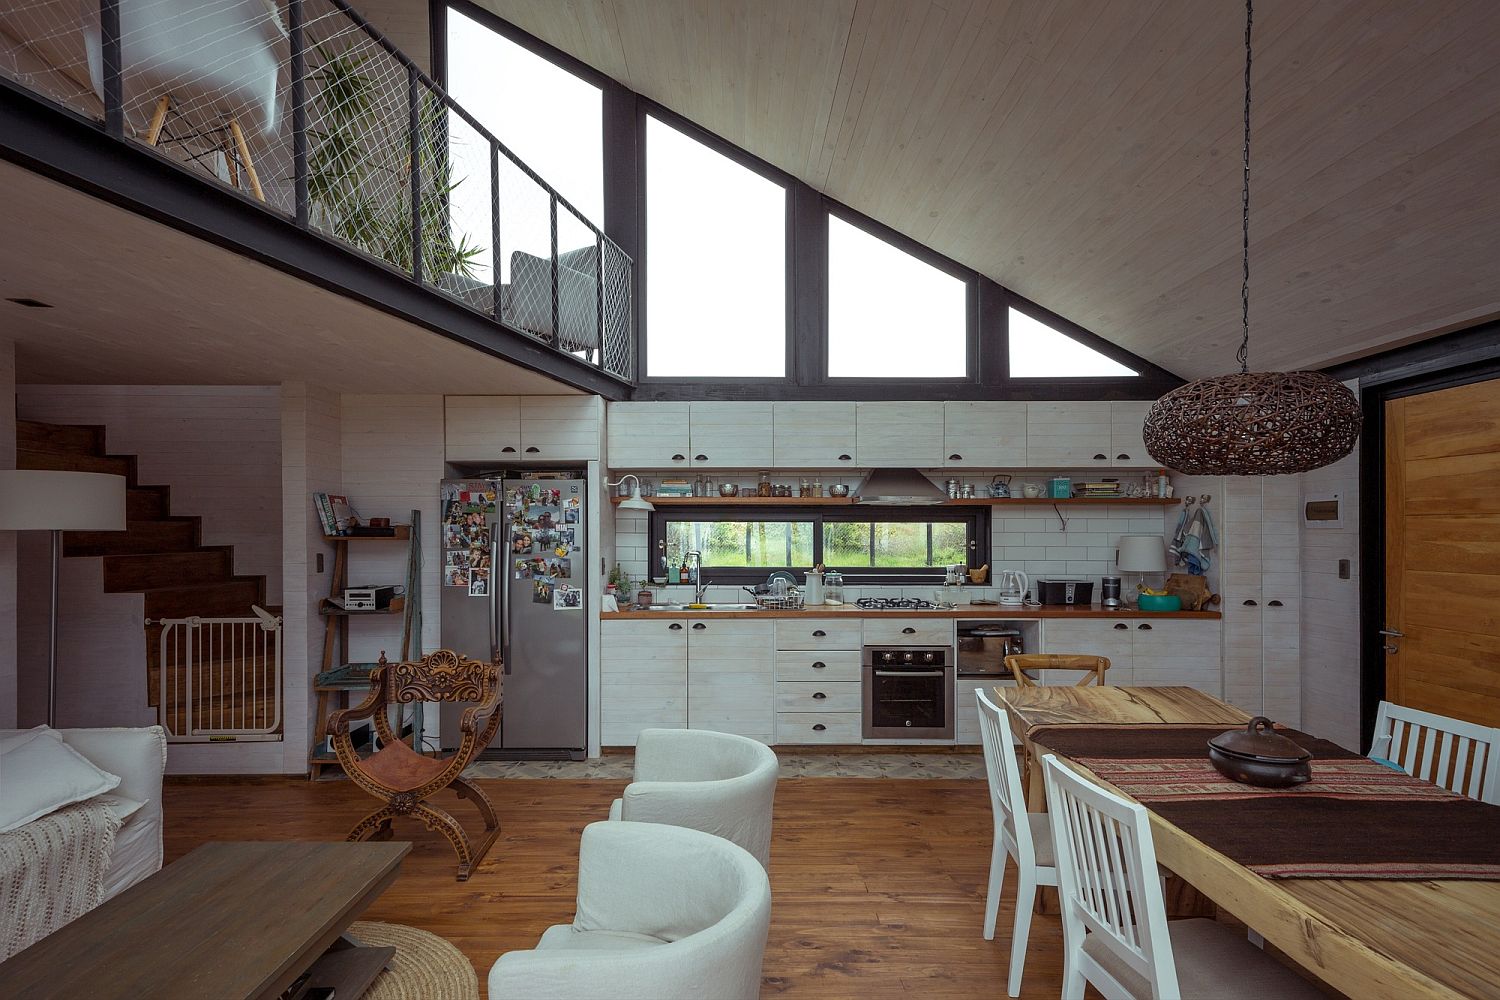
[855,468,948,505]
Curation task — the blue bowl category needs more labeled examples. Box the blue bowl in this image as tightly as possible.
[1137,594,1182,612]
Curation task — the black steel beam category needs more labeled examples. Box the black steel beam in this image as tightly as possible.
[0,81,631,400]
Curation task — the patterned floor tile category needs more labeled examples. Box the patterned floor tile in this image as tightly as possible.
[464,751,983,780]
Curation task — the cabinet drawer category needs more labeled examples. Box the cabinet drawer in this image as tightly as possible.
[777,712,861,744]
[775,681,861,713]
[775,619,862,650]
[862,619,953,646]
[774,649,861,682]
[602,620,690,654]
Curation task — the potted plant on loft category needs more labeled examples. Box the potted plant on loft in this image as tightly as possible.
[304,43,483,287]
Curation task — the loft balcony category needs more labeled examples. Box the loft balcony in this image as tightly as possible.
[0,0,633,387]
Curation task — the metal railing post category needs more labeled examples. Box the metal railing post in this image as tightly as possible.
[100,0,123,137]
[408,66,423,283]
[491,142,502,318]
[595,234,604,365]
[550,195,560,349]
[290,0,308,227]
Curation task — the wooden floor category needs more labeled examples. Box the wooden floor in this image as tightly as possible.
[164,776,1073,998]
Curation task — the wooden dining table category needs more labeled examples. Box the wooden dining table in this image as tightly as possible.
[999,685,1500,1000]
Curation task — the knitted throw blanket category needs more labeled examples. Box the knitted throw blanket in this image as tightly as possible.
[0,799,122,961]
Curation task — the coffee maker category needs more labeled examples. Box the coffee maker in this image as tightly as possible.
[1101,576,1123,608]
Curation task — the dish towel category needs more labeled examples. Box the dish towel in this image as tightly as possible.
[1170,507,1217,574]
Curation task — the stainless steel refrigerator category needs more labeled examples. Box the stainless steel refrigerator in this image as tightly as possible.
[438,476,587,757]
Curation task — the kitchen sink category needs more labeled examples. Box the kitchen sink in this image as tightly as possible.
[643,603,762,612]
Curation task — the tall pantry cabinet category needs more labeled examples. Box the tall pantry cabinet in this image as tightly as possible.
[1220,476,1301,724]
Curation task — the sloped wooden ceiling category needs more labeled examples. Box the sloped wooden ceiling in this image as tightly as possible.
[472,0,1500,378]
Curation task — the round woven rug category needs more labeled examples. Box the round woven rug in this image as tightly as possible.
[347,921,479,1000]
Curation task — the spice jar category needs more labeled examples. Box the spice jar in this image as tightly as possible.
[823,571,845,606]
[758,471,772,498]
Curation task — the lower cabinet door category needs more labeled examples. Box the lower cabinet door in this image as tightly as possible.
[774,681,861,714]
[776,713,861,744]
[956,677,1020,746]
[688,620,774,742]
[600,621,687,746]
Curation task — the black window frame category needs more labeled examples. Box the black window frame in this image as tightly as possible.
[648,505,989,586]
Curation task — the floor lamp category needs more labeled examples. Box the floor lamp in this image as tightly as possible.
[0,470,127,726]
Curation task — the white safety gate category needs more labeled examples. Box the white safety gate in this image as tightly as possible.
[150,606,282,742]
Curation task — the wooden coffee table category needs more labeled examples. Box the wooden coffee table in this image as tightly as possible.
[1,840,410,1000]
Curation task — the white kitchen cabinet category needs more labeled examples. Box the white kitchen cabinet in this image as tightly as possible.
[862,619,954,647]
[688,402,773,469]
[955,676,1021,746]
[687,619,774,743]
[774,649,861,682]
[1221,476,1301,721]
[445,396,521,461]
[1042,619,1137,685]
[606,401,691,470]
[1109,401,1153,467]
[776,712,861,744]
[775,681,862,714]
[943,401,1027,468]
[774,619,862,650]
[520,395,601,461]
[1025,402,1112,467]
[856,402,944,467]
[774,617,861,745]
[1131,619,1223,696]
[600,620,688,746]
[772,401,858,468]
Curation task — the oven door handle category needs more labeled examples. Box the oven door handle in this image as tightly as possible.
[873,669,946,678]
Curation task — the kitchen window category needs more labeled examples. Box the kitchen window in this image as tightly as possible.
[651,508,988,585]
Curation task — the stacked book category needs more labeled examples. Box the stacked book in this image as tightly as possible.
[1073,480,1124,499]
[656,478,695,498]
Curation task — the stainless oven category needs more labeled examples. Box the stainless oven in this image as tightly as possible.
[862,645,954,740]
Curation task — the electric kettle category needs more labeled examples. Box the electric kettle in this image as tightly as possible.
[997,569,1029,607]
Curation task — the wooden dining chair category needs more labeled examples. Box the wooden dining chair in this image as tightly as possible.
[1004,653,1109,687]
[1369,701,1500,804]
[1041,754,1323,1000]
[328,649,503,881]
[975,689,1057,998]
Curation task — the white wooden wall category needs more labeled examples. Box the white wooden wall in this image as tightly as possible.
[1299,434,1362,750]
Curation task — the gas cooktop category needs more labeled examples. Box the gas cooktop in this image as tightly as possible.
[855,597,939,610]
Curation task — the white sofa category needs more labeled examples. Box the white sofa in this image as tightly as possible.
[489,821,772,1000]
[608,728,779,869]
[0,726,167,900]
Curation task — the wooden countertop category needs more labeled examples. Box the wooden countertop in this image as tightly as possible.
[602,604,1220,620]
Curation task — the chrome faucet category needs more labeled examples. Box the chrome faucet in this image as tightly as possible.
[686,550,708,603]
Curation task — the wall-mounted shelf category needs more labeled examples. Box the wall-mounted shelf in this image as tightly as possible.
[612,495,1181,507]
[321,525,411,542]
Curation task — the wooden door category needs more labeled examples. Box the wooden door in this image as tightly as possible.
[1385,378,1500,726]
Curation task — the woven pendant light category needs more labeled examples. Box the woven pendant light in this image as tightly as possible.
[1144,0,1361,476]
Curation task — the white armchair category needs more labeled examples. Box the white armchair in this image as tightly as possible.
[488,820,772,1000]
[608,728,779,869]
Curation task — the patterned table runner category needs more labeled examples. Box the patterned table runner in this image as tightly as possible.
[1030,724,1500,880]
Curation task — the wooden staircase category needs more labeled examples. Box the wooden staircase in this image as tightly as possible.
[17,420,275,717]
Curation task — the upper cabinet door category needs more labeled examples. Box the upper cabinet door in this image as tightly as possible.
[520,396,602,461]
[689,402,773,469]
[856,402,944,467]
[1025,402,1111,467]
[772,402,857,468]
[445,396,521,461]
[1109,401,1154,467]
[607,402,691,469]
[943,401,1027,467]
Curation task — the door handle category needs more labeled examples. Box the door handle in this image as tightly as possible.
[671,453,685,461]
[668,623,683,631]
[949,453,962,461]
[694,454,708,461]
[813,692,827,700]
[813,724,827,731]
[692,622,707,630]
[1113,623,1128,630]
[811,661,826,669]
[1137,623,1153,630]
[501,446,516,454]
[902,627,917,634]
[812,630,826,637]
[524,446,539,453]
[838,454,852,461]
[1379,628,1404,637]
[1267,600,1283,607]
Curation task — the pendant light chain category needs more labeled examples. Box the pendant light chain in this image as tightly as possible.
[1238,0,1252,374]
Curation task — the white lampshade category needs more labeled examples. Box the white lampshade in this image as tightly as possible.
[1116,534,1166,573]
[618,485,655,512]
[0,470,128,530]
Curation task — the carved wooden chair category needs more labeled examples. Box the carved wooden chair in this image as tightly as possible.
[1003,653,1110,687]
[328,649,503,881]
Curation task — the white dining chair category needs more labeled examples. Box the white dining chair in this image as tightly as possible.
[975,689,1057,997]
[1369,701,1500,804]
[1041,754,1324,999]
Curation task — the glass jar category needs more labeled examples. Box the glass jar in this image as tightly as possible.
[812,479,823,498]
[758,471,772,498]
[823,571,845,606]
[799,477,810,498]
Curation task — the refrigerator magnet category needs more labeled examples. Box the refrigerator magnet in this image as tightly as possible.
[443,524,467,549]
[533,579,554,604]
[512,558,531,580]
[468,569,489,597]
[553,585,582,610]
[563,506,579,524]
[446,566,470,588]
[546,557,572,579]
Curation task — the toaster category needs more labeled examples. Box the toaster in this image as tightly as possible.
[1036,579,1095,606]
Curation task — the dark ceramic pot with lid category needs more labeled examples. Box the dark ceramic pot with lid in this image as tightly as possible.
[1207,716,1313,788]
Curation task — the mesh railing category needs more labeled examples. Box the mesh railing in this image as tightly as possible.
[0,0,634,381]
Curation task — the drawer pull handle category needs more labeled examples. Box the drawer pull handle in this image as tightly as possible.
[1113,623,1129,630]
[813,692,827,700]
[1137,623,1153,631]
[501,446,516,454]
[692,623,707,630]
[812,630,827,637]
[902,627,917,635]
[668,623,683,631]
[1268,600,1284,607]
[811,661,826,669]
[1243,600,1258,607]
[949,453,962,461]
[838,454,852,461]
[694,454,708,461]
[1093,453,1107,460]
[524,446,540,453]
[813,724,827,732]
[671,453,685,461]
[1116,453,1130,460]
